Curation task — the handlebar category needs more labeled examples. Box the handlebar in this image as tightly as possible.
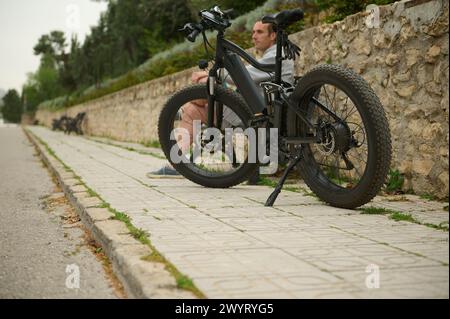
[181,6,304,43]
[179,22,203,42]
[187,28,202,42]
[179,6,232,42]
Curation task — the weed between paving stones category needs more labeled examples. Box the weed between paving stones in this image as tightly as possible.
[360,206,449,231]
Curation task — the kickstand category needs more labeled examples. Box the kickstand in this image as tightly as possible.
[265,148,303,207]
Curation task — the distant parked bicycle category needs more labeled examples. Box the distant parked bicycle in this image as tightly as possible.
[52,115,70,131]
[64,112,86,135]
[52,112,86,135]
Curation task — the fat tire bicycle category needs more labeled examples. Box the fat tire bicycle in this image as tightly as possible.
[158,6,392,208]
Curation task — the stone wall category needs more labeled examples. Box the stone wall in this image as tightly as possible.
[36,67,196,144]
[288,0,449,198]
[36,0,449,198]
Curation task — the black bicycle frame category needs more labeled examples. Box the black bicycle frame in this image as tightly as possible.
[205,29,335,142]
[205,30,278,127]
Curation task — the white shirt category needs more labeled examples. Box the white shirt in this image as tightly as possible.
[221,45,294,126]
[224,44,295,88]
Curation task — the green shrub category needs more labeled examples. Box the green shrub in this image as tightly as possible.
[315,0,397,23]
[385,169,405,194]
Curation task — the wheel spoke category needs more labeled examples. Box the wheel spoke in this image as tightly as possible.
[306,82,369,188]
[323,86,336,115]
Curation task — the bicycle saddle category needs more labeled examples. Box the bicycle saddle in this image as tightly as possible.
[262,9,304,28]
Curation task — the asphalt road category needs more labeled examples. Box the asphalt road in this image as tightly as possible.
[0,126,118,298]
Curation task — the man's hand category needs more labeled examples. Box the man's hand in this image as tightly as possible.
[192,71,208,84]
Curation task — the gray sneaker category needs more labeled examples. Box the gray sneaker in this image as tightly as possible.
[147,165,181,178]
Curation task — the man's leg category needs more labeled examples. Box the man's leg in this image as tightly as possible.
[150,99,260,184]
[178,100,208,152]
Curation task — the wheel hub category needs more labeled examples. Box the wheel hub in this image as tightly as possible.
[318,121,351,155]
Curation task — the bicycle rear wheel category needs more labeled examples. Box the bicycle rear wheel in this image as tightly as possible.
[290,64,391,208]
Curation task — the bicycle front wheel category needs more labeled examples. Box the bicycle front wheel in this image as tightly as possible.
[158,84,258,188]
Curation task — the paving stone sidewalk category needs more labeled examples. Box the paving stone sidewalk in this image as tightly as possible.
[28,126,449,298]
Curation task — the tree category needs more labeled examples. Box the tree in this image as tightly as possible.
[21,54,66,114]
[1,89,23,123]
[21,73,42,114]
[33,31,67,64]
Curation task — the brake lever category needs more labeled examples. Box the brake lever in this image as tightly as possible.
[178,23,195,33]
[223,8,234,19]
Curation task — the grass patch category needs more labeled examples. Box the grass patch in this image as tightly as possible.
[86,186,99,198]
[130,227,150,243]
[390,212,415,223]
[322,166,357,187]
[141,251,202,297]
[109,210,150,244]
[176,275,195,290]
[359,206,393,215]
[144,140,161,149]
[361,206,448,231]
[125,145,165,159]
[46,146,57,158]
[384,169,404,194]
[298,187,319,198]
[257,177,278,188]
[284,186,301,192]
[287,185,318,198]
[424,222,449,232]
[141,251,165,263]
[139,150,166,160]
[420,193,437,201]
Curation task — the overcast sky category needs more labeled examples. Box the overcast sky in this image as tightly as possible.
[0,0,108,93]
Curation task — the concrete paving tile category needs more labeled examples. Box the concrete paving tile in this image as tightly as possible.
[29,126,450,299]
[165,248,322,278]
[150,231,269,252]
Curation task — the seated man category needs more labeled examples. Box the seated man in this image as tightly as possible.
[150,20,294,180]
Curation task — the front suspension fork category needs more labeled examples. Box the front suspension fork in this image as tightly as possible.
[207,71,224,129]
[207,75,216,128]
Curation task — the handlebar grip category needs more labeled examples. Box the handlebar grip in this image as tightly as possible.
[187,28,201,42]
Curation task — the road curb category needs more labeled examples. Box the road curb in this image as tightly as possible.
[24,127,197,299]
